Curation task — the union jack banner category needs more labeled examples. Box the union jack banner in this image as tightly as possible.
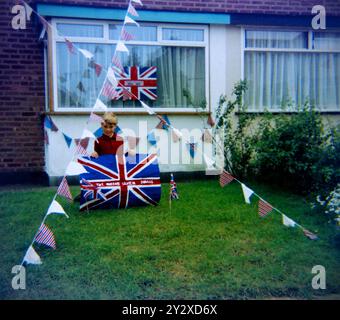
[78,154,161,211]
[113,66,157,100]
[34,224,56,249]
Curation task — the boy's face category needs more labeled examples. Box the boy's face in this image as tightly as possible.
[101,120,116,136]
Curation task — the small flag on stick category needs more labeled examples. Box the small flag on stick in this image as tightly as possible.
[170,173,179,200]
[258,199,273,218]
[219,170,234,187]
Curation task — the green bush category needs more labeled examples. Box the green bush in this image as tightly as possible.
[216,81,339,195]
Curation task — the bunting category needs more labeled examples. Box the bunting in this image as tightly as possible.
[219,170,234,187]
[241,183,254,204]
[63,133,72,148]
[46,200,69,218]
[89,113,103,124]
[65,39,76,55]
[207,113,216,127]
[258,199,273,218]
[79,48,94,60]
[116,41,129,54]
[140,101,155,115]
[282,214,296,228]
[34,224,56,249]
[75,137,90,150]
[124,16,140,27]
[187,142,197,159]
[303,228,318,240]
[44,115,58,132]
[23,246,42,265]
[57,177,73,201]
[93,99,108,111]
[122,29,134,41]
[77,81,86,93]
[65,161,88,176]
[112,54,124,71]
[132,0,143,6]
[128,3,139,17]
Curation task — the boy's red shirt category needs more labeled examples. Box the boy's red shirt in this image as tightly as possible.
[94,133,124,156]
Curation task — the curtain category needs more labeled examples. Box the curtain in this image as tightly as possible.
[244,31,340,111]
[56,24,205,109]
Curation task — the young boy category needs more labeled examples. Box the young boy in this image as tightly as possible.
[91,112,136,158]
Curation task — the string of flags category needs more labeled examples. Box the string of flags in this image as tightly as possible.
[20,0,218,268]
[219,169,319,240]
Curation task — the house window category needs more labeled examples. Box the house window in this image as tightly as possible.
[244,30,340,111]
[52,20,208,112]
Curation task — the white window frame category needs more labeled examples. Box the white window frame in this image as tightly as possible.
[241,26,340,112]
[51,18,209,113]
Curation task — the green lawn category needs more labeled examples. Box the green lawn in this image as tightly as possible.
[0,180,339,299]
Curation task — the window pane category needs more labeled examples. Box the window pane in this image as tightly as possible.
[314,32,340,50]
[244,51,340,110]
[245,30,308,48]
[109,24,157,41]
[57,23,103,38]
[56,43,205,109]
[162,28,204,41]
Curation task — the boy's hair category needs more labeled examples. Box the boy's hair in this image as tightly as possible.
[102,112,118,125]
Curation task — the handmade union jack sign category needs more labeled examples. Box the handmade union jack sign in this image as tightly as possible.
[113,66,157,100]
[77,154,161,211]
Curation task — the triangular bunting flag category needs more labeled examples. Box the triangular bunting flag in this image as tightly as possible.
[79,48,94,59]
[65,39,76,55]
[282,214,297,227]
[23,2,33,21]
[303,228,318,240]
[241,183,254,204]
[75,137,90,150]
[107,67,118,87]
[114,126,123,135]
[219,170,234,187]
[82,69,91,78]
[202,129,213,143]
[187,142,197,159]
[65,161,88,176]
[44,115,58,132]
[258,199,273,218]
[47,200,69,218]
[116,42,129,54]
[76,144,89,157]
[128,3,139,17]
[23,246,42,265]
[81,129,97,141]
[57,177,73,201]
[124,16,140,27]
[207,113,216,127]
[132,0,143,6]
[102,81,119,100]
[147,131,157,146]
[122,29,134,41]
[93,99,107,111]
[94,127,103,138]
[156,115,170,130]
[63,133,72,148]
[38,15,49,30]
[89,112,103,124]
[34,224,56,249]
[112,54,123,70]
[140,101,155,115]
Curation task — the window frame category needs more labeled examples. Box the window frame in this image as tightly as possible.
[241,26,340,113]
[50,18,209,113]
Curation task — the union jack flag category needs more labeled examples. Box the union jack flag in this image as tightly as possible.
[78,154,161,211]
[113,66,157,100]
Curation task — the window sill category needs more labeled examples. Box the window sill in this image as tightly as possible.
[236,109,340,115]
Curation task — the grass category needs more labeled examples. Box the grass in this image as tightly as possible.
[0,179,339,300]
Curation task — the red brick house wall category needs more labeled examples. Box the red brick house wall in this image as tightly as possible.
[0,0,339,184]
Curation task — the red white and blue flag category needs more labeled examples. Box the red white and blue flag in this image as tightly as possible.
[78,154,161,211]
[113,66,157,100]
[170,173,179,200]
[34,224,56,249]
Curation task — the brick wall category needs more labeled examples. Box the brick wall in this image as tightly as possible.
[0,0,339,183]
